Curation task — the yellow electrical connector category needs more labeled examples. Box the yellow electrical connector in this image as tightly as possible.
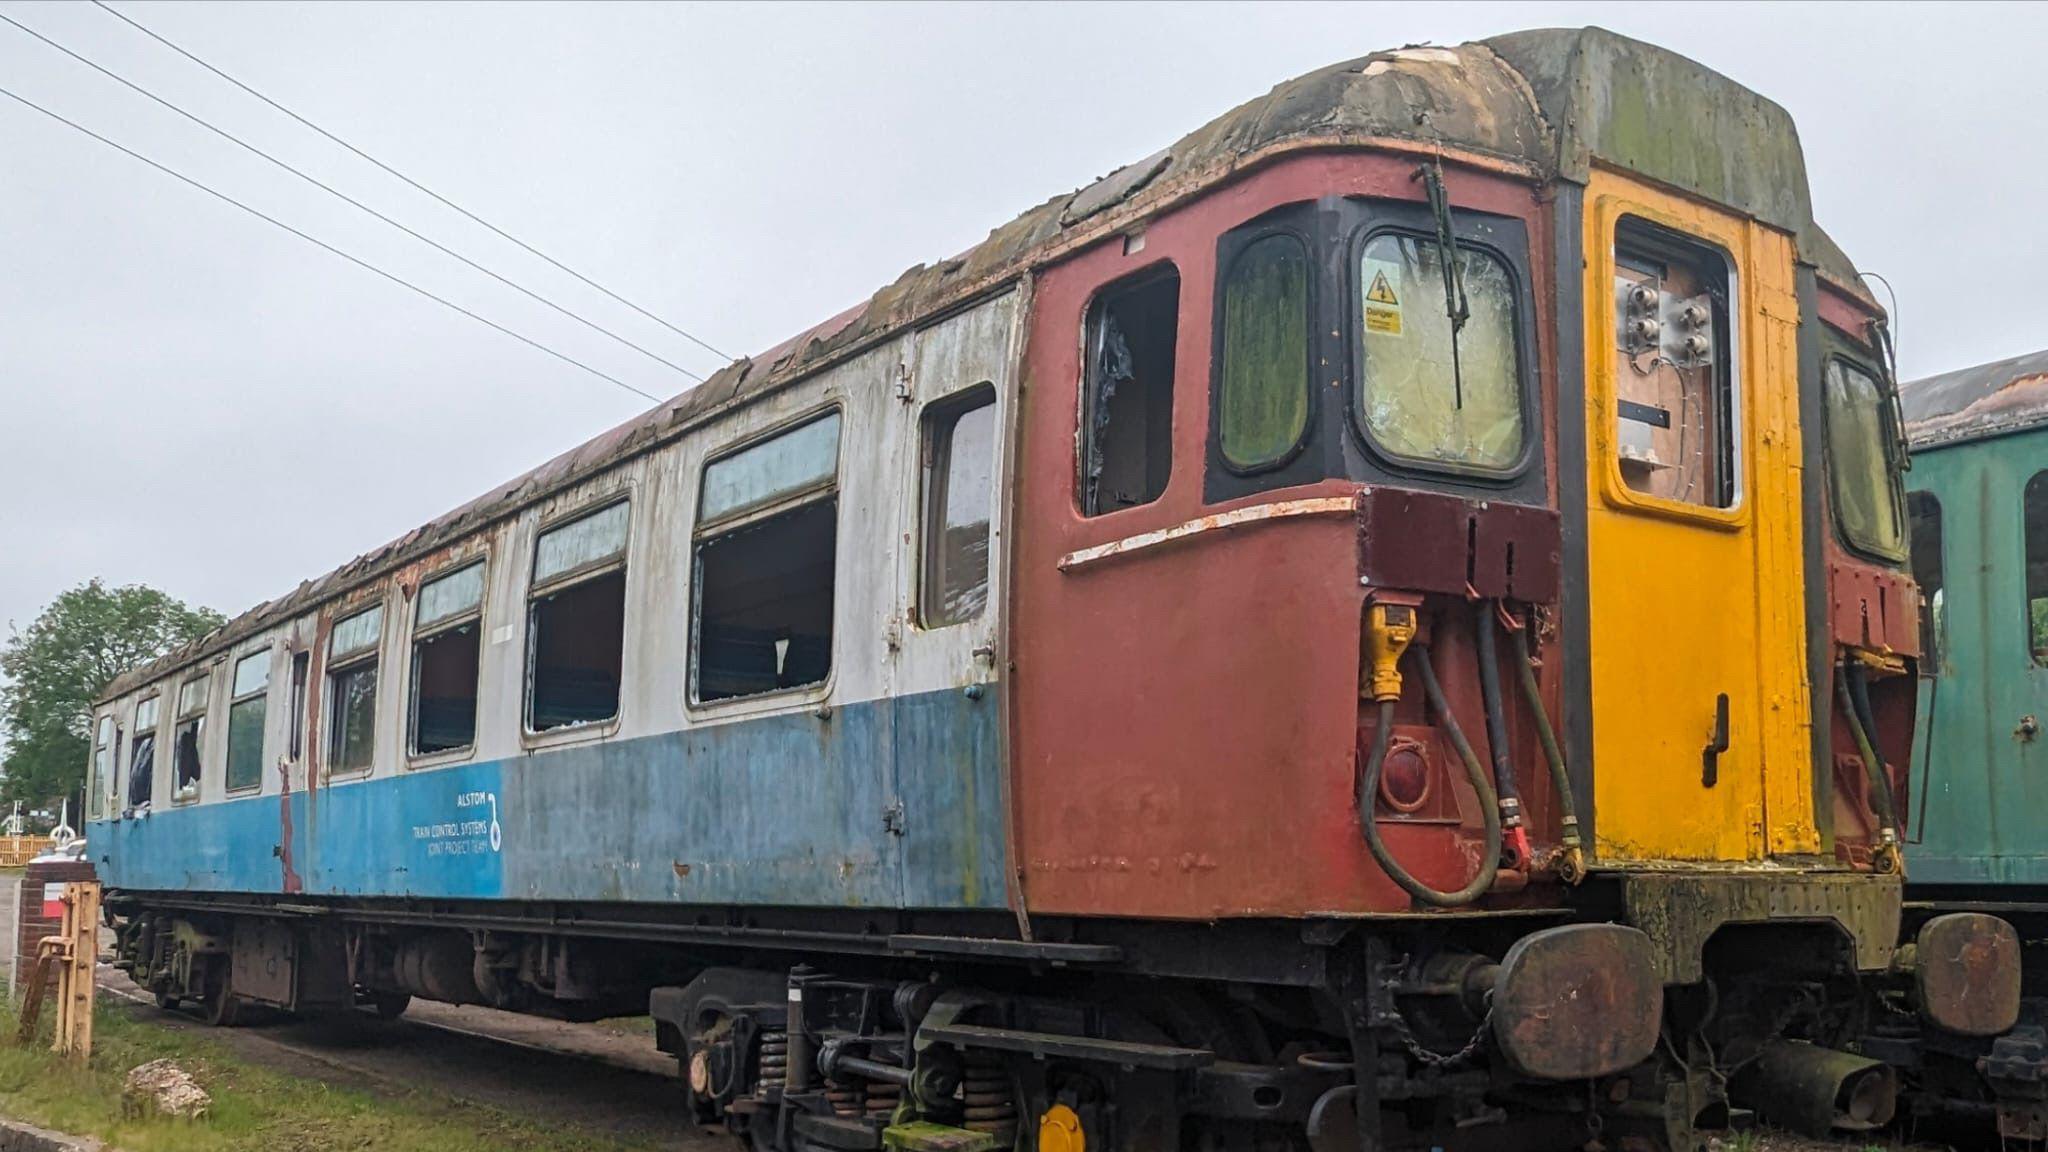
[1364,600,1418,702]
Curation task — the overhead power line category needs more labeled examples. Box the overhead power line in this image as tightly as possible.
[0,81,663,404]
[0,9,705,385]
[90,0,735,365]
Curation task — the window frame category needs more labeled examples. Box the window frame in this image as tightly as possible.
[1906,489,1944,675]
[170,670,211,804]
[1077,261,1181,518]
[688,405,845,711]
[324,600,386,779]
[1595,212,1746,522]
[918,384,999,631]
[127,692,161,811]
[524,494,632,741]
[409,556,489,764]
[1821,352,1909,564]
[2025,469,2048,668]
[1210,224,1316,477]
[1346,219,1539,484]
[224,645,273,795]
[88,713,113,821]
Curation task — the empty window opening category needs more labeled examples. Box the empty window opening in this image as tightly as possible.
[529,503,628,732]
[696,500,837,701]
[921,388,997,628]
[1826,359,1905,559]
[1611,220,1736,507]
[89,715,112,820]
[412,562,485,756]
[226,649,270,791]
[327,605,382,774]
[288,651,309,761]
[1081,267,1178,515]
[1359,232,1524,471]
[1907,492,1944,671]
[173,674,208,801]
[2027,472,2048,665]
[127,695,158,809]
[1219,233,1311,470]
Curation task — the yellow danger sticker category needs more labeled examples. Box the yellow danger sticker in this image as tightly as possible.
[1366,270,1400,306]
[1363,259,1404,336]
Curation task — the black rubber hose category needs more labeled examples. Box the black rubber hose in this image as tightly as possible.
[1509,618,1582,851]
[1473,601,1524,823]
[1840,663,1901,838]
[1356,647,1502,907]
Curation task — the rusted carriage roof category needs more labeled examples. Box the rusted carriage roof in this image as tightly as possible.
[1903,349,2048,450]
[104,27,1860,700]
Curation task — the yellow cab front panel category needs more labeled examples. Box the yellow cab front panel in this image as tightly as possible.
[1582,169,1819,863]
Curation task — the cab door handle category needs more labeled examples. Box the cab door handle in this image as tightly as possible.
[1702,693,1730,788]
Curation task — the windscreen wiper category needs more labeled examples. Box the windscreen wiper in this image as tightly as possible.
[1415,159,1469,408]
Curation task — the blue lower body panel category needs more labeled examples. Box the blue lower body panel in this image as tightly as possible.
[89,686,1006,910]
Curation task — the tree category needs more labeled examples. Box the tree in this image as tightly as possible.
[0,580,223,812]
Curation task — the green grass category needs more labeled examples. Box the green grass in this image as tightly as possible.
[0,1001,664,1151]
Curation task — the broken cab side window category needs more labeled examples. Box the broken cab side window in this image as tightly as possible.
[127,694,159,810]
[1610,219,1736,507]
[920,388,997,628]
[412,561,485,755]
[695,413,842,703]
[327,604,383,774]
[529,502,628,732]
[1826,359,1906,560]
[226,649,271,791]
[173,673,209,801]
[1081,266,1178,516]
[1907,491,1944,672]
[1218,232,1311,471]
[1358,231,1524,472]
[89,714,113,820]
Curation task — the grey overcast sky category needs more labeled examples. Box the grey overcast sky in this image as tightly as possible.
[2,1,2044,642]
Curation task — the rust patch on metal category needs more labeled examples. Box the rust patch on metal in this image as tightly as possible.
[1915,913,2021,1037]
[1490,924,1661,1080]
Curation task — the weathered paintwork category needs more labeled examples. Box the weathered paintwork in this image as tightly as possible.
[1579,171,1817,863]
[1899,390,2048,884]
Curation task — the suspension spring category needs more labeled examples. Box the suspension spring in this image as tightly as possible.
[865,1080,902,1120]
[756,1031,788,1097]
[960,1053,1018,1142]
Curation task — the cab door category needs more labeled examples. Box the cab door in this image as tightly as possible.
[1582,171,1819,863]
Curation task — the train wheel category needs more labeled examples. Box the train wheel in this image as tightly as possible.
[371,992,412,1021]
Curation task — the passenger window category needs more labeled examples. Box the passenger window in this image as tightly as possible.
[288,651,309,762]
[1358,232,1523,471]
[529,502,627,731]
[327,605,382,773]
[1826,360,1905,559]
[1081,267,1178,516]
[1611,220,1735,507]
[172,674,208,801]
[1907,492,1944,671]
[1218,234,1310,470]
[2027,472,2048,665]
[695,413,841,702]
[89,715,112,820]
[921,389,997,628]
[127,695,159,809]
[226,650,270,791]
[411,562,484,755]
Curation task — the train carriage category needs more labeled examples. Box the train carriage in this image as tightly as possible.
[1896,350,2048,1140]
[89,28,2015,1152]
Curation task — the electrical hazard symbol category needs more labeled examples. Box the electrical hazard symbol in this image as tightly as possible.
[1363,262,1403,335]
